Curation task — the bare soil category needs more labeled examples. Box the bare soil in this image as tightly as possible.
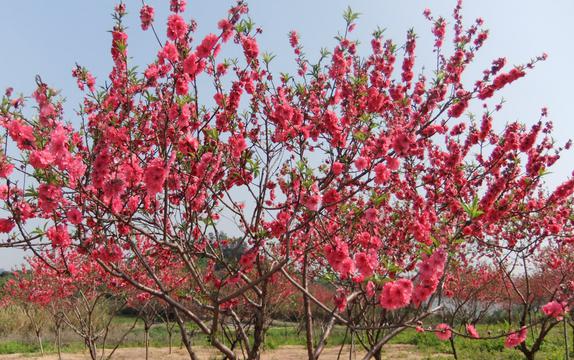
[0,344,450,359]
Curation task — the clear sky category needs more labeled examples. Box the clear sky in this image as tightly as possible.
[1,0,573,270]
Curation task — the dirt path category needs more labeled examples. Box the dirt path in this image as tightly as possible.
[0,344,449,359]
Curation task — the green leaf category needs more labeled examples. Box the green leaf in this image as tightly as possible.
[262,52,276,65]
[419,243,433,255]
[202,217,215,226]
[353,131,368,142]
[296,159,307,172]
[372,26,386,39]
[320,48,331,58]
[302,178,314,190]
[368,274,390,285]
[461,196,484,219]
[235,18,255,34]
[204,128,219,140]
[295,83,305,95]
[246,158,261,177]
[538,167,552,177]
[370,192,386,207]
[30,227,45,236]
[25,187,39,198]
[280,73,292,83]
[342,6,361,25]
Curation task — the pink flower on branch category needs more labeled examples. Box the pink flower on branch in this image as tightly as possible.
[435,323,452,341]
[504,327,527,348]
[143,158,168,196]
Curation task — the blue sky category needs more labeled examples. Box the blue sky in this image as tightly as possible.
[1,0,573,269]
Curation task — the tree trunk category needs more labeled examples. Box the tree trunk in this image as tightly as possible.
[248,280,268,360]
[173,309,199,360]
[373,348,383,360]
[168,328,173,355]
[87,340,98,360]
[164,318,173,355]
[249,310,265,360]
[302,253,315,360]
[56,325,62,360]
[313,315,336,359]
[35,330,44,356]
[144,326,150,360]
[449,336,458,360]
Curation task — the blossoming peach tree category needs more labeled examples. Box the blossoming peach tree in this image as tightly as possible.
[437,200,574,360]
[3,251,132,360]
[1,0,573,359]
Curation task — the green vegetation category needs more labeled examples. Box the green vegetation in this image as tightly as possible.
[0,318,572,359]
[387,324,569,360]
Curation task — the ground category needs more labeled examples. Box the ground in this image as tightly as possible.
[0,345,450,360]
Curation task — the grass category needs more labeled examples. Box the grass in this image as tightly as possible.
[0,341,85,355]
[0,341,38,355]
[388,323,571,359]
[1,319,573,359]
[263,324,350,350]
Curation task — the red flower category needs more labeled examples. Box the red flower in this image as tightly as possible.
[0,157,14,178]
[365,208,379,222]
[241,37,259,61]
[0,218,15,233]
[196,34,218,59]
[167,14,188,41]
[175,75,189,95]
[161,42,179,62]
[412,249,447,306]
[111,31,128,61]
[466,324,480,338]
[47,225,71,247]
[325,238,354,279]
[542,301,567,320]
[332,162,344,175]
[229,134,247,159]
[288,31,299,48]
[183,53,199,76]
[143,158,168,196]
[435,323,452,341]
[504,327,527,348]
[170,0,186,13]
[38,184,63,213]
[334,289,348,312]
[379,279,413,310]
[218,19,234,42]
[6,120,35,150]
[374,163,390,184]
[140,5,154,31]
[29,150,54,169]
[354,156,370,171]
[66,208,83,225]
[354,251,377,278]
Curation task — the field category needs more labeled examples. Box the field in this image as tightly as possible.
[0,345,442,360]
[0,317,571,359]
